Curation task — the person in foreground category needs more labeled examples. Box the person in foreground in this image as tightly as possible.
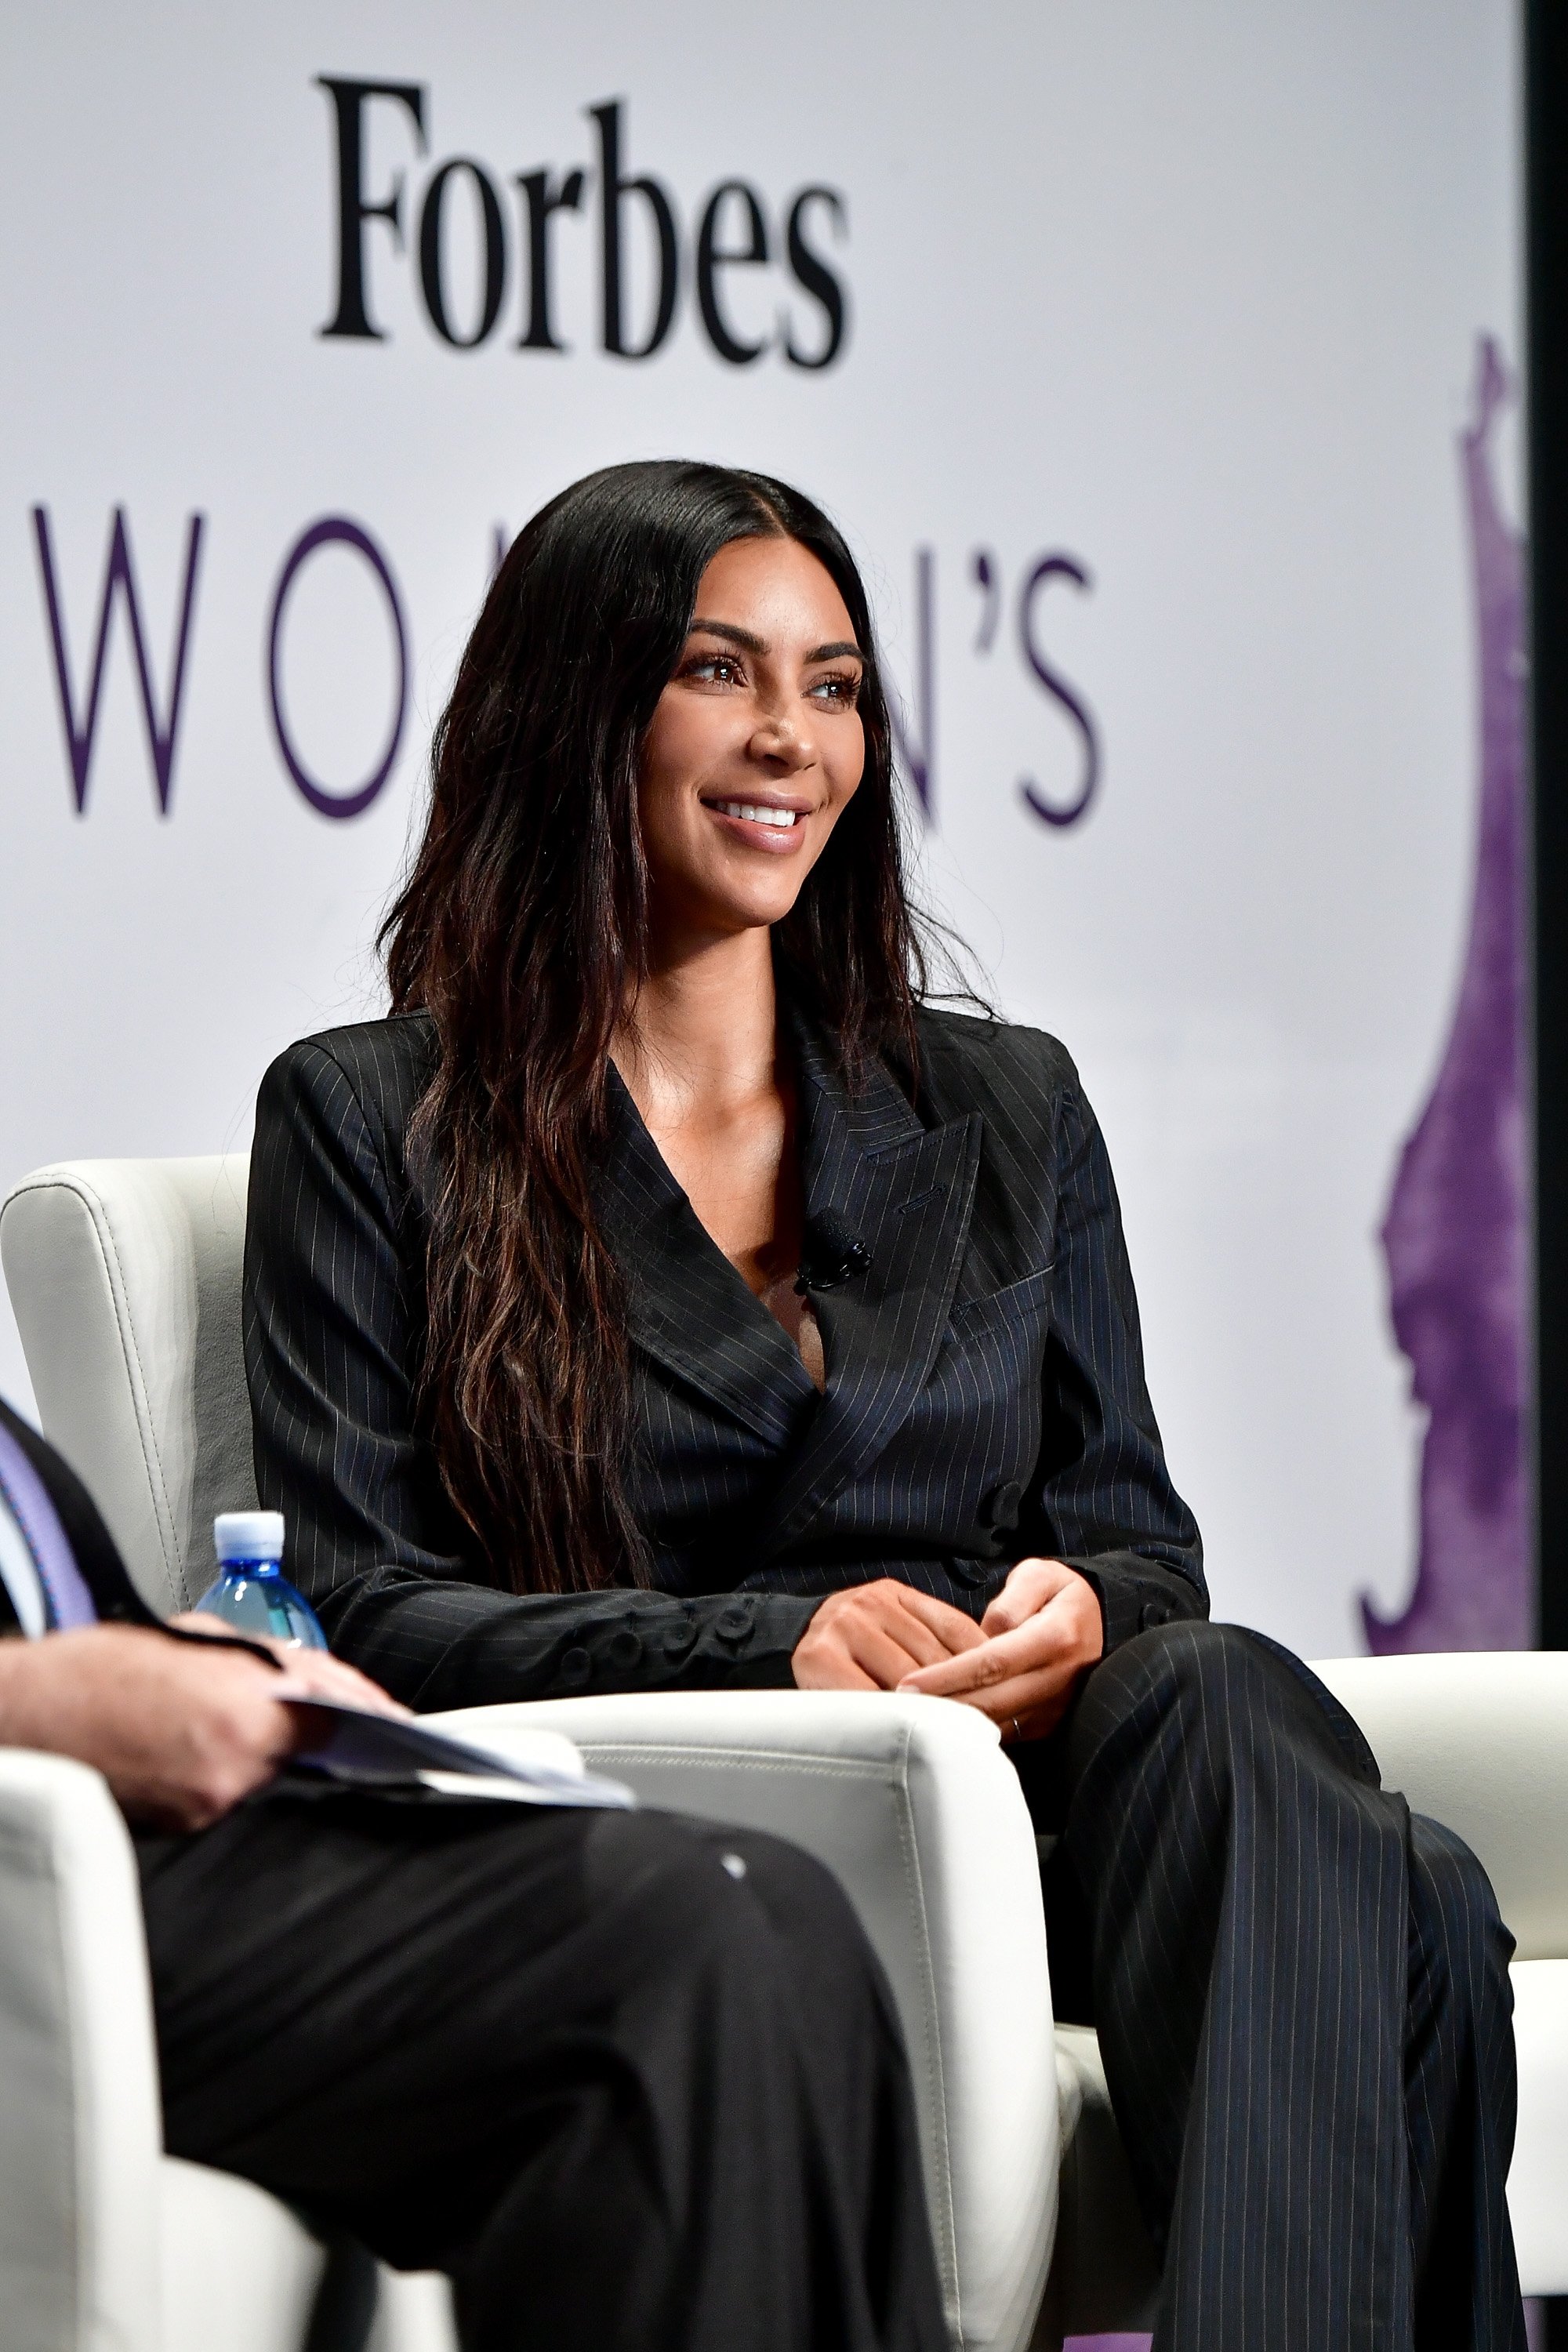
[0,1395,946,2352]
[248,459,1525,2352]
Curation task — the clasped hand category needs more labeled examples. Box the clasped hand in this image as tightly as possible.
[791,1557,1104,1742]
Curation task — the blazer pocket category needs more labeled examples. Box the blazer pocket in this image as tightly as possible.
[946,1264,1054,1341]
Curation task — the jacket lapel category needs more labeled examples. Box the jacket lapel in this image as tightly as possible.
[593,1068,819,1448]
[757,1012,981,1555]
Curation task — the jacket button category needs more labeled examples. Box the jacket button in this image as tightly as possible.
[559,1647,592,1687]
[662,1617,698,1660]
[1139,1603,1173,1632]
[715,1602,753,1650]
[981,1479,1024,1530]
[949,1556,999,1591]
[608,1628,643,1670]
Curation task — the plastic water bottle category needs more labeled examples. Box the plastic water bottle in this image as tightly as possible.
[195,1511,327,1649]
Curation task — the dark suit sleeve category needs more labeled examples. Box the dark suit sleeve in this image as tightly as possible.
[245,1040,818,1710]
[1020,1074,1207,1653]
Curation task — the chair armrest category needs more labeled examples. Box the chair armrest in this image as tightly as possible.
[1309,1653,1568,1959]
[0,1747,163,2352]
[427,1688,1057,2352]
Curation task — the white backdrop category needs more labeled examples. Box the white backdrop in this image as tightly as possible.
[0,2,1521,1658]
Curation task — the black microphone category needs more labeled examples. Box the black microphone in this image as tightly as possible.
[796,1211,872,1294]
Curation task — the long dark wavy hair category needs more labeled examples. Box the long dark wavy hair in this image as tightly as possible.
[382,459,931,1595]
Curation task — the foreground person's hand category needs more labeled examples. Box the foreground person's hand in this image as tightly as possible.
[169,1610,408,1717]
[895,1556,1104,1741]
[0,1621,406,1831]
[792,1578,986,1692]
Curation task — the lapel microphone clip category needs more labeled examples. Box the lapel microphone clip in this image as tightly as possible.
[796,1214,873,1294]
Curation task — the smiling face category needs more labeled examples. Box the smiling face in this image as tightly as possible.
[637,535,866,954]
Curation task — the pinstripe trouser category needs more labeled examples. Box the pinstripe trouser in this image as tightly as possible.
[1022,1621,1526,2352]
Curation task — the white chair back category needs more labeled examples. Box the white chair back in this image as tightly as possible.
[1,1157,255,1617]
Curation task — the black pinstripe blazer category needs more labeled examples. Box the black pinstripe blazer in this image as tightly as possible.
[245,1003,1206,1711]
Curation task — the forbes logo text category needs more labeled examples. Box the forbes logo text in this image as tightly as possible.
[320,80,849,369]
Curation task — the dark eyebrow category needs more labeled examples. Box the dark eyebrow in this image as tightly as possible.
[688,618,766,654]
[686,619,865,666]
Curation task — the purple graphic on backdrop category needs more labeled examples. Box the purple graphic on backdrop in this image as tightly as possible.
[1363,336,1530,1655]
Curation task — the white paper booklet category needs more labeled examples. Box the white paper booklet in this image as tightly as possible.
[282,1697,637,1809]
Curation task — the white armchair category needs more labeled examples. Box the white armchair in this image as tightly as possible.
[0,1740,338,2352]
[4,1154,1567,2351]
[435,1688,1065,2352]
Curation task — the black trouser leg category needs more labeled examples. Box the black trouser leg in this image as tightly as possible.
[136,1790,946,2352]
[1027,1620,1525,2352]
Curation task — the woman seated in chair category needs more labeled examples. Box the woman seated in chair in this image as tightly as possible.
[247,459,1526,2352]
